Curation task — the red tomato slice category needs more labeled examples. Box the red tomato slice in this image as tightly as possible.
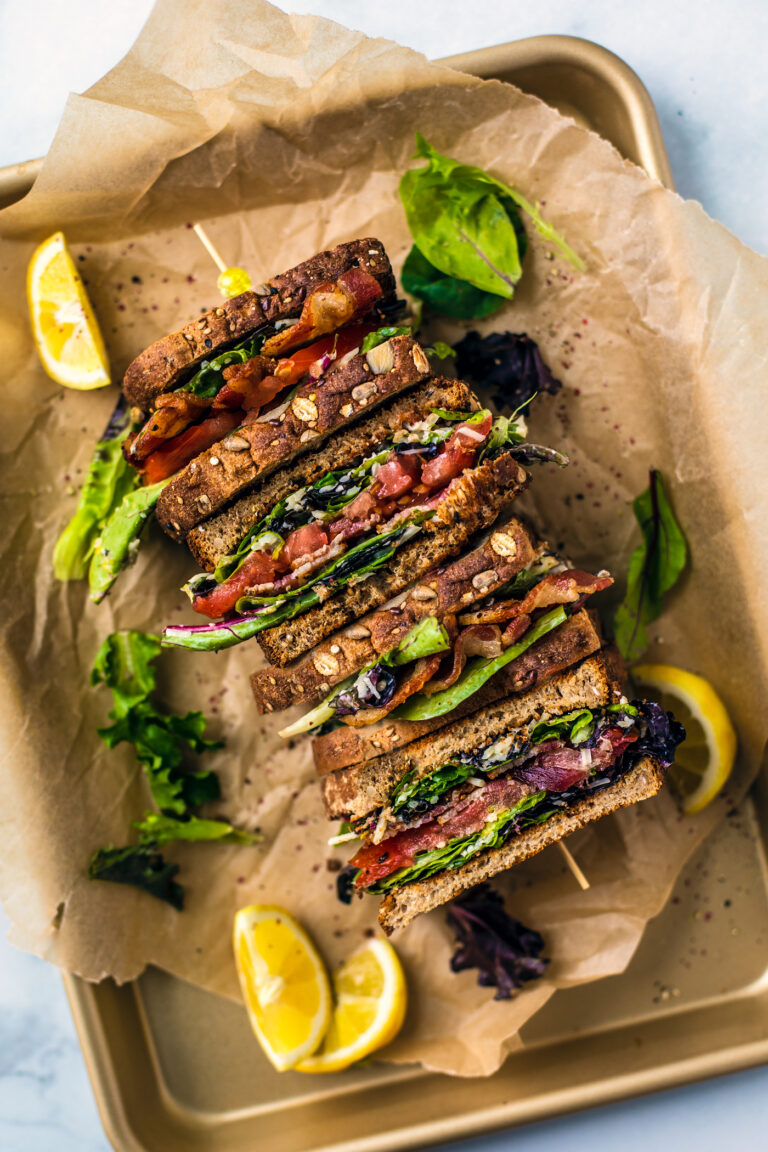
[420,414,493,489]
[281,523,330,569]
[192,549,285,619]
[141,411,241,485]
[375,453,421,499]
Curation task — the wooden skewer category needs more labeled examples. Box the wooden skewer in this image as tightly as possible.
[558,841,590,890]
[192,223,228,273]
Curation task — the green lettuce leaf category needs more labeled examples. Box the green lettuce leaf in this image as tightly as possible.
[360,326,412,353]
[613,470,687,661]
[183,331,269,399]
[89,479,168,604]
[390,761,476,819]
[133,812,260,846]
[529,708,595,746]
[393,605,568,722]
[53,399,139,581]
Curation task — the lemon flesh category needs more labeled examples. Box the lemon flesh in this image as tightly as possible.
[296,937,407,1073]
[633,663,737,815]
[27,231,110,389]
[233,904,331,1071]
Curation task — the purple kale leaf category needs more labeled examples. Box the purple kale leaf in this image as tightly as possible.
[454,331,562,413]
[446,883,548,999]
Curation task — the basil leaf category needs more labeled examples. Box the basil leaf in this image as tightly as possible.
[401,245,506,320]
[89,842,184,909]
[393,606,568,722]
[89,478,168,604]
[613,470,687,661]
[360,326,412,353]
[54,398,139,581]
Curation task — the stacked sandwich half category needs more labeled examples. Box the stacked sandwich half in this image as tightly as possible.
[122,237,684,933]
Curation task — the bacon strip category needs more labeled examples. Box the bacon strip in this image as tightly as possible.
[261,268,383,358]
[457,570,613,626]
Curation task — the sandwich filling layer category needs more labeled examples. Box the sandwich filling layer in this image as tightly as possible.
[280,557,612,737]
[342,701,684,896]
[163,406,550,651]
[124,266,387,484]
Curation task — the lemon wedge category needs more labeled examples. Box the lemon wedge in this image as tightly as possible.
[633,663,737,815]
[296,936,407,1074]
[27,231,110,389]
[233,904,331,1071]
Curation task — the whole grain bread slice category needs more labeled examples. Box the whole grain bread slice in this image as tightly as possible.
[257,452,529,667]
[321,645,623,821]
[122,238,396,410]
[251,516,540,713]
[314,608,604,778]
[183,376,476,569]
[158,335,432,544]
[377,755,665,934]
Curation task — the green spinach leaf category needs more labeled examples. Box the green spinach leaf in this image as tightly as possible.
[401,245,506,319]
[613,470,687,661]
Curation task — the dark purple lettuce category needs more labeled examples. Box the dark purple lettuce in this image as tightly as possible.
[454,332,562,412]
[627,700,686,768]
[333,665,397,716]
[446,883,548,999]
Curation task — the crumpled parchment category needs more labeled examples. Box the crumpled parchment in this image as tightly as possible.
[0,0,766,1077]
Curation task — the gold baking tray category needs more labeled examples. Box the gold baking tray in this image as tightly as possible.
[6,33,766,1152]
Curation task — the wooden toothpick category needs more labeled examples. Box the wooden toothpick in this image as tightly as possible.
[192,223,228,272]
[558,841,590,890]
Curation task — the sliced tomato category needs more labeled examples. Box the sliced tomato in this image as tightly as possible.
[454,412,492,449]
[281,523,330,570]
[420,414,493,489]
[192,549,285,619]
[141,410,241,485]
[375,453,421,499]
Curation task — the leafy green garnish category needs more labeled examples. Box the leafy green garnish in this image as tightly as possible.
[394,606,568,722]
[92,632,223,816]
[613,470,687,661]
[89,479,168,604]
[54,400,139,581]
[530,709,595,746]
[89,842,184,909]
[424,341,456,359]
[400,134,583,310]
[368,792,546,893]
[90,631,258,908]
[390,761,476,819]
[401,244,508,320]
[360,326,412,353]
[183,332,268,399]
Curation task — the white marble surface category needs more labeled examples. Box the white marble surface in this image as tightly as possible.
[1,1,767,1149]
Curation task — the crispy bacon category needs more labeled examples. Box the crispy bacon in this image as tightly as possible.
[458,570,614,627]
[141,410,241,485]
[125,392,211,462]
[261,268,383,358]
[420,624,504,696]
[351,776,532,888]
[213,355,280,411]
[339,655,444,727]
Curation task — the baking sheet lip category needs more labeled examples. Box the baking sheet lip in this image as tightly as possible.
[64,957,768,1152]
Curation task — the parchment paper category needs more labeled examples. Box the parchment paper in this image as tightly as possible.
[0,0,766,1078]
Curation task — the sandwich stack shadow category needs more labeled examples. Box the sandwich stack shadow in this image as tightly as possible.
[120,237,685,933]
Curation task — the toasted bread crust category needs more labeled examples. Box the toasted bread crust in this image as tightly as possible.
[377,756,666,934]
[122,239,395,409]
[182,377,476,569]
[250,516,539,713]
[321,643,622,820]
[157,335,431,543]
[256,453,529,667]
[314,609,604,778]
